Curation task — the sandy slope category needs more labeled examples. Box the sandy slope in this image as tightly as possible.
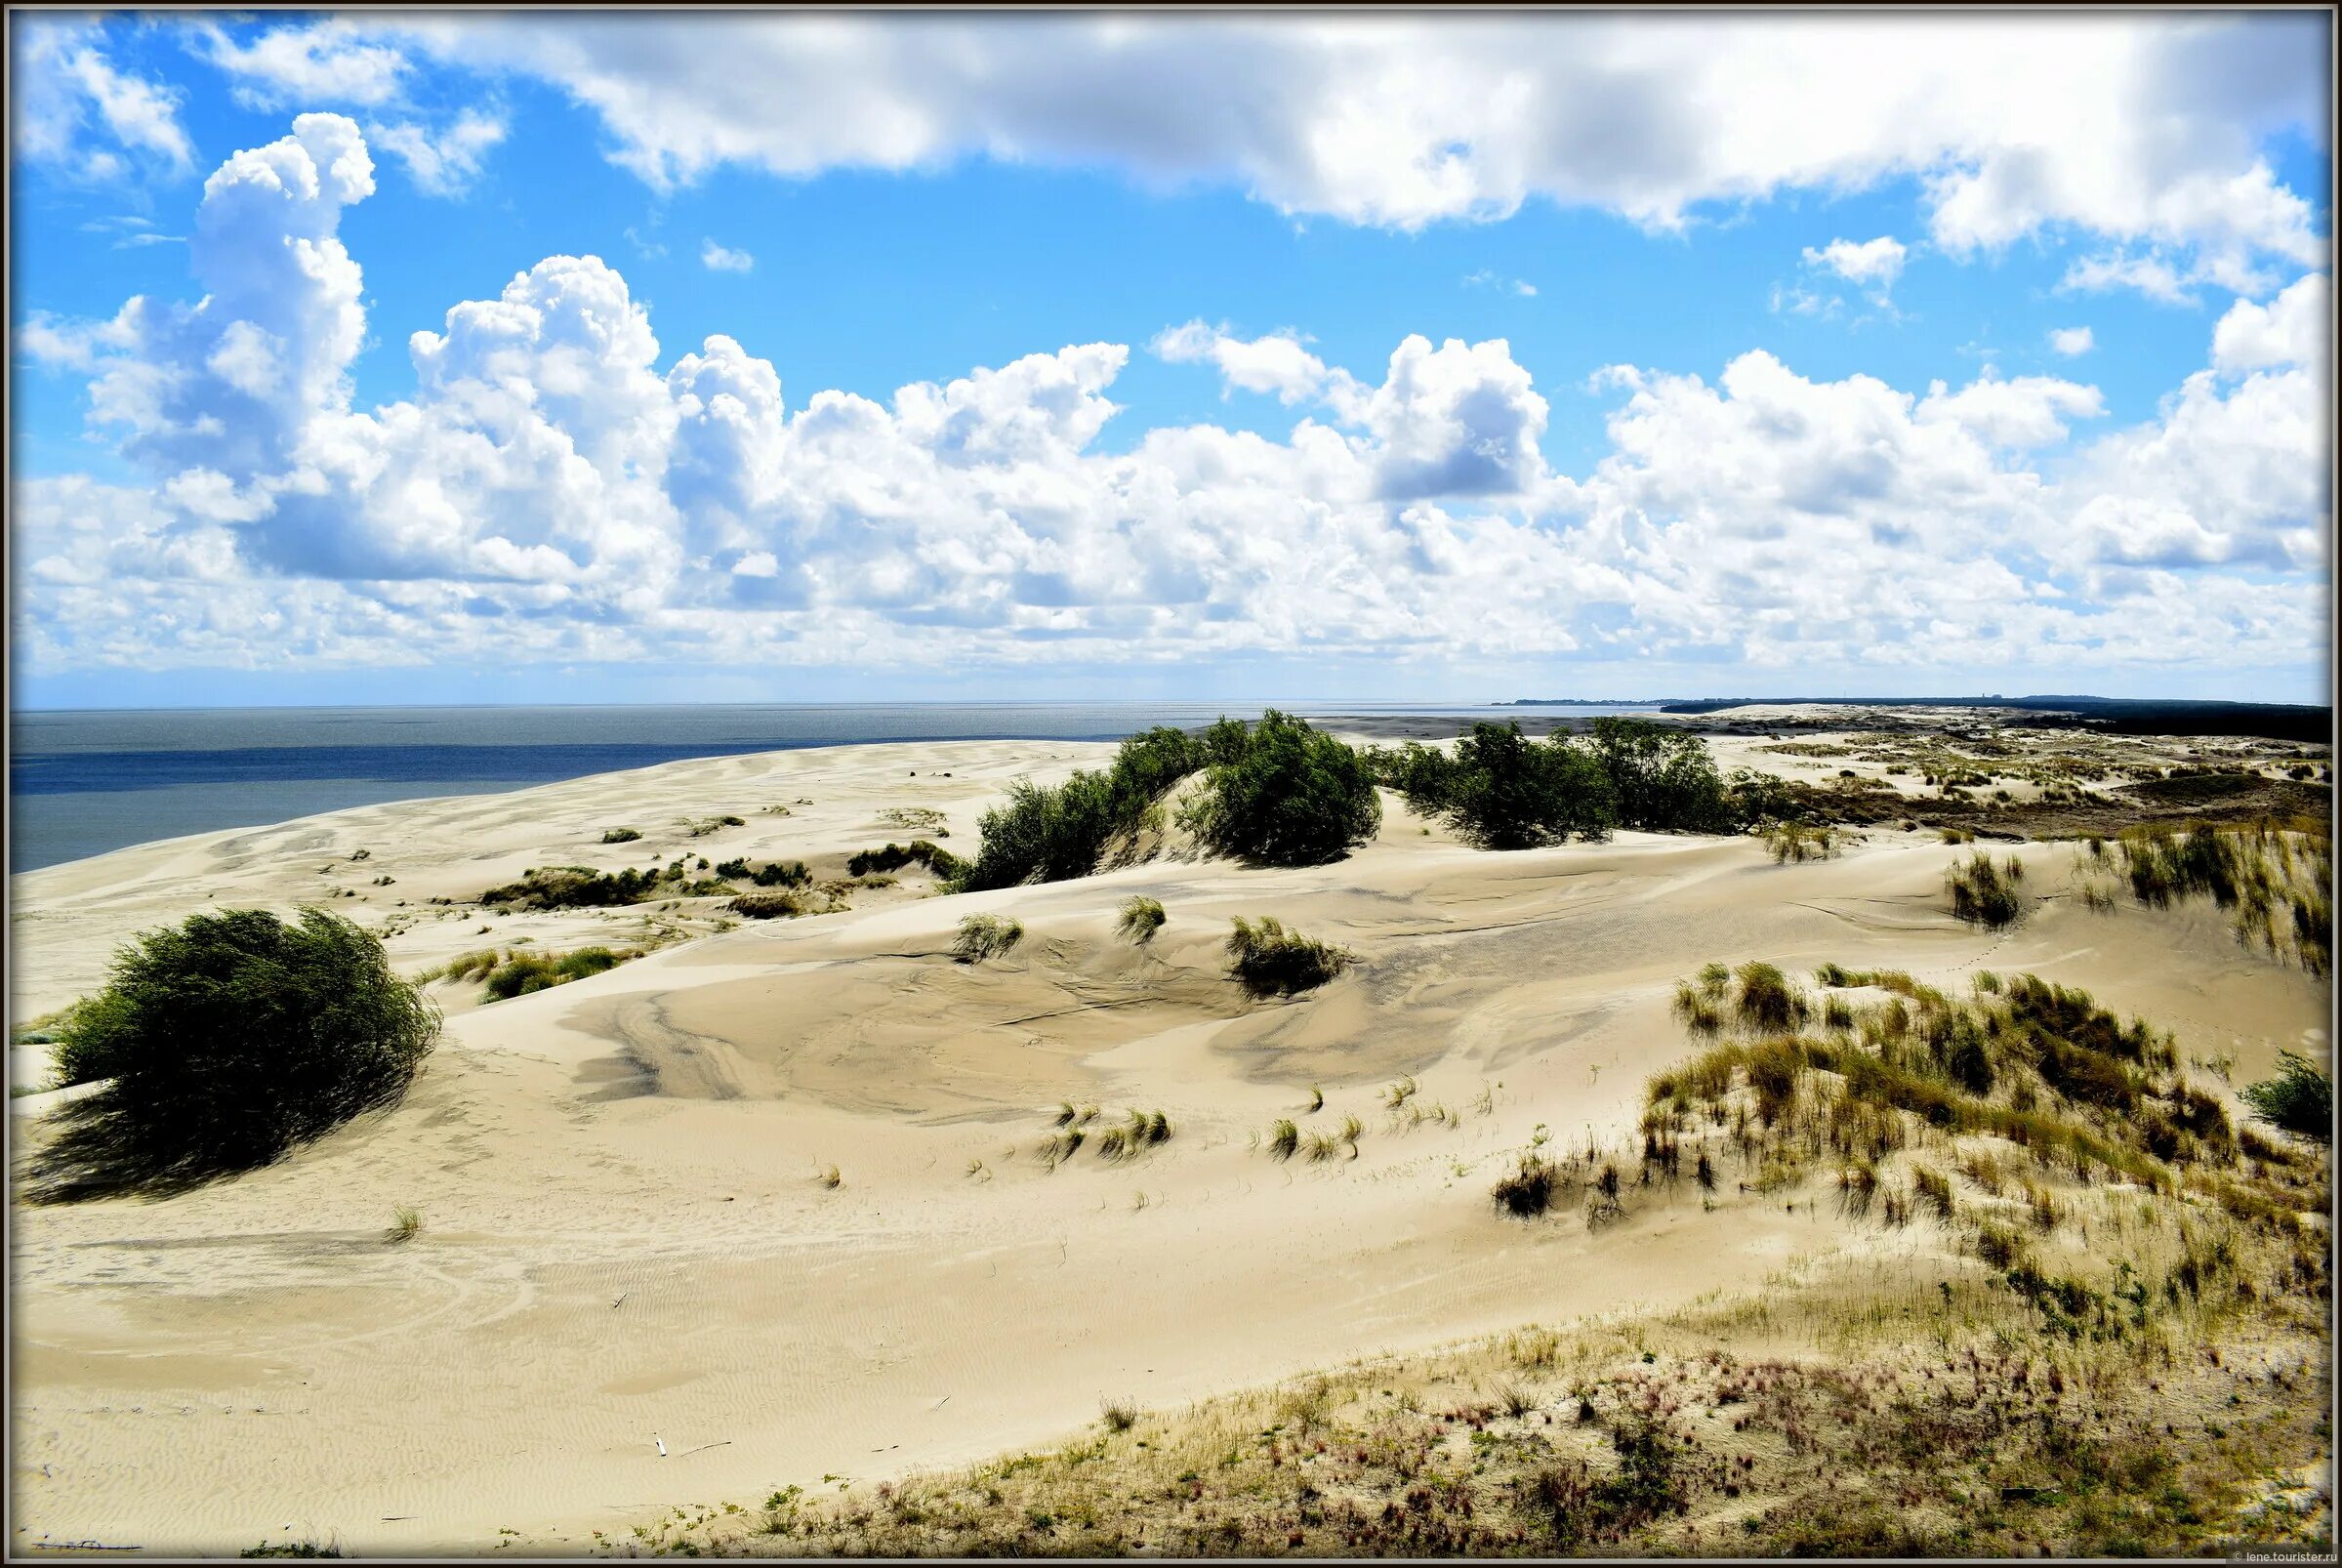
[7,738,2329,1555]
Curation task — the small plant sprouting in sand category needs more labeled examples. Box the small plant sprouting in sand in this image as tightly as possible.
[1267,1119,1300,1161]
[1053,1100,1079,1128]
[600,827,642,844]
[1492,1153,1559,1217]
[1585,1164,1625,1228]
[1946,850,2025,929]
[953,914,1025,964]
[1095,1110,1171,1162]
[1512,1327,1560,1370]
[1224,916,1355,997]
[386,1205,422,1245]
[1116,896,1168,944]
[1099,1396,1140,1433]
[1338,1113,1364,1147]
[1383,1075,1419,1109]
[1303,1131,1347,1163]
[1306,1084,1324,1113]
[1494,1381,1538,1419]
[817,1164,842,1189]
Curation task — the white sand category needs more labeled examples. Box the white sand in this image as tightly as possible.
[8,737,2328,1553]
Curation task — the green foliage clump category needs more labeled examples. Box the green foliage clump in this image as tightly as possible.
[953,727,1210,892]
[2240,1051,2332,1142]
[846,840,964,879]
[1224,916,1355,997]
[1182,711,1380,867]
[730,890,809,920]
[478,864,664,909]
[34,909,437,1199]
[1117,896,1168,944]
[1391,722,1616,848]
[953,914,1025,963]
[1586,718,1735,833]
[600,827,642,844]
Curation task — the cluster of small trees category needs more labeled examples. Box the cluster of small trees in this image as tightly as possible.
[953,713,1380,889]
[1367,719,1775,849]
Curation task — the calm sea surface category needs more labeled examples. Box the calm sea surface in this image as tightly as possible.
[8,702,1653,873]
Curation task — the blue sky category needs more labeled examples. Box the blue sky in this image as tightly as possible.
[9,12,2334,707]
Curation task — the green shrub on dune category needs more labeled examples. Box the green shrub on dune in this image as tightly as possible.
[2240,1051,2332,1142]
[846,840,964,879]
[1182,711,1380,867]
[33,908,438,1199]
[952,727,1212,891]
[1585,718,1735,833]
[1391,721,1616,848]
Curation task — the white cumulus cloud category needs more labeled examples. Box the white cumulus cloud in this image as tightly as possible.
[16,115,2330,694]
[1802,235,1907,295]
[700,239,756,272]
[269,10,2330,289]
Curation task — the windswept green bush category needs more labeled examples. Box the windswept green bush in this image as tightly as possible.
[600,827,641,844]
[1224,916,1355,997]
[2241,1051,2332,1142]
[951,727,1211,892]
[33,908,438,1199]
[1183,711,1380,867]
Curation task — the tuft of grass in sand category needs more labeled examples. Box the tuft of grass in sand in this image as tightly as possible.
[1224,917,1354,997]
[1763,820,1837,863]
[953,915,1025,964]
[385,1205,422,1245]
[1115,896,1168,944]
[1945,849,2026,928]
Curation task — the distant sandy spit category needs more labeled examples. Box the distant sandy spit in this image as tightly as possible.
[7,737,2328,1554]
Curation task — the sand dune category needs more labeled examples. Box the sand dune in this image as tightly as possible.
[7,736,2328,1554]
